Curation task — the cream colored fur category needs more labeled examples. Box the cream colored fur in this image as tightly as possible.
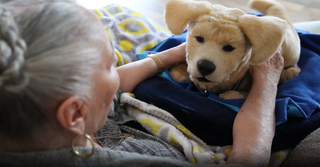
[165,0,301,99]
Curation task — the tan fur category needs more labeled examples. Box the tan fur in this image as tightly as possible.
[165,0,301,99]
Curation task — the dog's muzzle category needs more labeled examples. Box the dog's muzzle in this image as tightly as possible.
[197,59,216,76]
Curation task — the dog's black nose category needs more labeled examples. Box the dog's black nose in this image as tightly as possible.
[197,60,216,76]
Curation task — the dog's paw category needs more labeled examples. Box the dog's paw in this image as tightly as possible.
[219,91,248,99]
[169,63,191,82]
[170,71,190,82]
[280,65,301,83]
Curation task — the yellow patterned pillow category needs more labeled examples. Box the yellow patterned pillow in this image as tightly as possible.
[92,4,171,66]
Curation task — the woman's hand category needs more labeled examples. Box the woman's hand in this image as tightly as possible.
[227,49,284,167]
[249,48,284,86]
[117,43,186,93]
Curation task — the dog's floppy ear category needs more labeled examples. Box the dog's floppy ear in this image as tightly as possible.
[164,0,213,35]
[238,15,286,65]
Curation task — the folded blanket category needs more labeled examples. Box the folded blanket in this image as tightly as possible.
[121,93,219,165]
[121,93,291,166]
[133,30,320,152]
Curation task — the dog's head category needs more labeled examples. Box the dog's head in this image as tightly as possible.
[165,0,286,92]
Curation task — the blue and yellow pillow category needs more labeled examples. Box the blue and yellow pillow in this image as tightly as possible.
[92,4,171,66]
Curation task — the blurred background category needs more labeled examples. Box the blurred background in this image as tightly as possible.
[75,0,320,29]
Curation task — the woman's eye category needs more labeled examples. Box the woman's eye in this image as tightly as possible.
[195,36,204,43]
[223,44,235,52]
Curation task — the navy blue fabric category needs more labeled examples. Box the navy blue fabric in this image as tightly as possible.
[133,30,320,151]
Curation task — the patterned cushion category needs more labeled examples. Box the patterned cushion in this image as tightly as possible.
[91,4,171,66]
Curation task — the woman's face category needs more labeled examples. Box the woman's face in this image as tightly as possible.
[85,33,120,133]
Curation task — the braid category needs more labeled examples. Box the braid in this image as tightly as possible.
[0,7,28,93]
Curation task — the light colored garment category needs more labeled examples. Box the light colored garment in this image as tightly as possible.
[0,147,195,167]
[94,90,187,162]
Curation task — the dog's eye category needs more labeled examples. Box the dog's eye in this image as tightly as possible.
[223,44,235,52]
[195,36,205,43]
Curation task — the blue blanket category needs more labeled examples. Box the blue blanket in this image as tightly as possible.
[134,30,320,152]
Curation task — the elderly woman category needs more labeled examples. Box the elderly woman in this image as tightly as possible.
[0,0,283,167]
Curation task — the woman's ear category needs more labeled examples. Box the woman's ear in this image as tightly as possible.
[164,0,213,35]
[238,15,286,65]
[56,96,87,135]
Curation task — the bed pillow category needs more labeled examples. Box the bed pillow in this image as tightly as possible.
[91,4,171,66]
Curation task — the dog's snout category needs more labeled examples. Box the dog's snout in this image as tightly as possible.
[197,60,216,76]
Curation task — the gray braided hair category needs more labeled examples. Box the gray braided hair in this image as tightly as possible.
[0,1,106,139]
[0,7,28,93]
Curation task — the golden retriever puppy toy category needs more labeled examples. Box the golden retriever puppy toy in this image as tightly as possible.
[165,0,301,99]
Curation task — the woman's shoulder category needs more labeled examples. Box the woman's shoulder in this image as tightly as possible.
[95,117,187,162]
[0,146,194,167]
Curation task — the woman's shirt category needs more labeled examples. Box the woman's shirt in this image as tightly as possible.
[95,89,187,161]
